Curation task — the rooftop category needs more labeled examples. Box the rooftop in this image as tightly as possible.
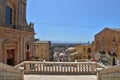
[109,28,120,32]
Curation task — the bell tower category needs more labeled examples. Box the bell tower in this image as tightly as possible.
[0,0,33,31]
[16,0,28,28]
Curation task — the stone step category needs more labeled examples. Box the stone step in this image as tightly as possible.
[24,75,97,80]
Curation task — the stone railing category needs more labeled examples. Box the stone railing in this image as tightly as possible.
[97,65,120,80]
[0,62,24,80]
[15,61,104,75]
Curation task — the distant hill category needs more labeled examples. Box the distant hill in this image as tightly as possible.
[51,40,92,47]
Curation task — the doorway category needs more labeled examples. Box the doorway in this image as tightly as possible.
[26,52,30,60]
[7,49,15,66]
[113,57,116,66]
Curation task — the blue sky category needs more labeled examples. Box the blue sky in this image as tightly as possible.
[26,0,120,43]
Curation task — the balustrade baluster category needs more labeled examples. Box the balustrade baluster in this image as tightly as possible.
[65,64,67,72]
[56,64,58,72]
[60,64,62,72]
[59,64,61,72]
[52,64,54,72]
[39,64,41,72]
[36,63,38,71]
[64,64,66,72]
[43,64,45,72]
[53,64,55,72]
[79,64,81,72]
[55,64,57,72]
[54,64,56,72]
[44,64,46,72]
[46,64,48,72]
[87,64,89,72]
[62,64,64,72]
[67,64,69,72]
[41,64,43,72]
[51,64,53,72]
[77,64,79,72]
[38,63,40,72]
[73,64,76,72]
[63,64,65,72]
[69,64,71,72]
[88,64,90,72]
[81,64,84,72]
[84,64,86,72]
[48,64,50,72]
[71,64,73,72]
[49,64,51,72]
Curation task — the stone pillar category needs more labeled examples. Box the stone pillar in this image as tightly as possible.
[26,63,30,73]
[97,70,100,80]
[18,67,24,80]
[116,55,120,65]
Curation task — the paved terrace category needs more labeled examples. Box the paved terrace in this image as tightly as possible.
[24,75,96,80]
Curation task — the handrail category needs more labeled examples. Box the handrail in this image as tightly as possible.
[0,62,24,80]
[16,61,104,75]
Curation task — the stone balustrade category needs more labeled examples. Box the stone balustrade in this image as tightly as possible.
[0,62,24,80]
[15,61,104,75]
[97,65,120,80]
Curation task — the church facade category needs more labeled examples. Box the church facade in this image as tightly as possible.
[0,0,34,65]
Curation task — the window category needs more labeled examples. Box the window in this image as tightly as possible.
[5,6,12,25]
[102,37,104,41]
[112,36,115,42]
[27,45,29,50]
[87,48,91,53]
[83,48,86,51]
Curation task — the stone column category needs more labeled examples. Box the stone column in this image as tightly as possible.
[19,67,25,80]
[97,70,100,80]
[26,63,30,73]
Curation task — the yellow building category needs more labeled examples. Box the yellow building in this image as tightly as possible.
[94,28,120,65]
[67,47,76,53]
[34,41,51,60]
[76,45,93,59]
[0,0,34,66]
[66,47,78,61]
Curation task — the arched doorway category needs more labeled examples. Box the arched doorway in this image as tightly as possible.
[112,57,116,66]
[7,49,15,66]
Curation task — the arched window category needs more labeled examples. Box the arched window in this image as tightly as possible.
[26,42,30,50]
[5,6,12,25]
[112,36,115,42]
[88,48,91,53]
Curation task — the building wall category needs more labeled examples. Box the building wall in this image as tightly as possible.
[0,0,34,31]
[0,0,34,65]
[94,28,120,65]
[94,28,120,56]
[75,45,93,59]
[35,41,51,60]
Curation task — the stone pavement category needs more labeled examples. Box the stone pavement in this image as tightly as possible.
[24,75,97,80]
